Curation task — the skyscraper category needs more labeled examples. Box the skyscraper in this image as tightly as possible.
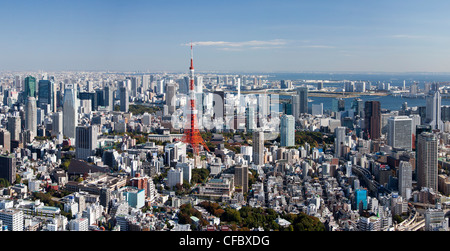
[52,111,63,137]
[75,125,98,160]
[38,79,55,112]
[398,161,412,200]
[280,114,295,147]
[253,130,264,165]
[166,83,176,115]
[119,86,129,113]
[297,87,308,115]
[0,130,11,154]
[387,116,412,151]
[246,106,256,133]
[334,126,346,158]
[417,132,438,191]
[104,85,113,111]
[63,84,78,139]
[364,101,381,140]
[7,116,21,142]
[25,96,37,138]
[0,154,16,185]
[426,90,444,131]
[291,95,300,120]
[234,165,249,194]
[24,76,36,98]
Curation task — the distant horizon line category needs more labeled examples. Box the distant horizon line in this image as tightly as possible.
[3,69,450,75]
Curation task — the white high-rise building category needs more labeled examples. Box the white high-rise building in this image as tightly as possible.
[427,91,444,131]
[253,130,264,165]
[0,208,23,231]
[398,161,412,200]
[25,96,37,138]
[52,111,63,136]
[280,114,295,147]
[334,127,346,158]
[63,84,78,140]
[417,132,438,191]
[387,116,412,151]
[167,167,183,189]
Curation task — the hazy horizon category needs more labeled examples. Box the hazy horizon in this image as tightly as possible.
[2,1,450,73]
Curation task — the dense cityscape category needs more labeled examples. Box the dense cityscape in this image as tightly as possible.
[1,56,450,233]
[3,2,450,242]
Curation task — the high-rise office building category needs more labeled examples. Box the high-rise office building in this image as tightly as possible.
[291,95,300,120]
[364,101,381,140]
[387,116,412,151]
[0,130,11,154]
[426,91,444,131]
[417,132,438,191]
[352,98,364,117]
[297,87,308,115]
[75,125,98,161]
[7,116,21,142]
[25,96,37,138]
[246,106,256,133]
[253,130,264,165]
[166,83,176,115]
[24,76,36,98]
[38,79,55,112]
[129,76,138,97]
[63,84,78,139]
[234,165,249,194]
[280,114,295,147]
[119,86,129,113]
[51,111,63,137]
[103,85,113,111]
[398,161,412,200]
[334,126,346,158]
[0,154,16,184]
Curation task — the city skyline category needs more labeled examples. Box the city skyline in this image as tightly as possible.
[1,0,450,73]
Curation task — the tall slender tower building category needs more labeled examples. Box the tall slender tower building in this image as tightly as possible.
[334,126,346,158]
[280,114,295,147]
[253,130,264,165]
[119,85,129,113]
[25,96,37,138]
[398,161,412,200]
[417,132,438,191]
[364,101,381,140]
[63,84,78,140]
[427,90,444,131]
[166,83,176,115]
[181,44,210,167]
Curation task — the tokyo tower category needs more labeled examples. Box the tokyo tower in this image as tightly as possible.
[182,43,210,165]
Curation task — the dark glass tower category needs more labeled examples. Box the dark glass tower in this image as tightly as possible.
[364,101,381,140]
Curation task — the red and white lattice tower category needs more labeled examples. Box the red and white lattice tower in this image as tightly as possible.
[182,44,210,165]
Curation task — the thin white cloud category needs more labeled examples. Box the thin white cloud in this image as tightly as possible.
[299,45,336,49]
[390,34,424,39]
[183,39,287,49]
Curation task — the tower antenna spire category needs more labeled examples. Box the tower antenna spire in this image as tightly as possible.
[190,42,194,70]
[182,41,209,167]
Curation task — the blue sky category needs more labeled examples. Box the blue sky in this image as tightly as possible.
[1,0,450,72]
